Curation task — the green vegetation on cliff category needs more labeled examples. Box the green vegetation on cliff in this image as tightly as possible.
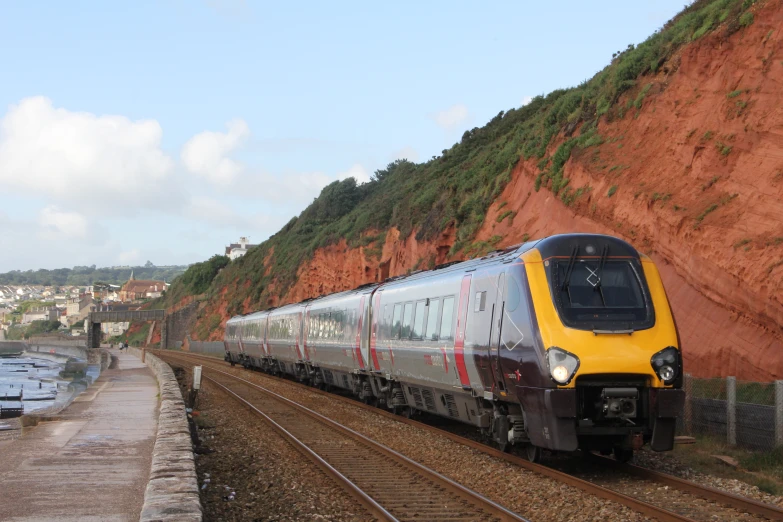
[166,0,759,322]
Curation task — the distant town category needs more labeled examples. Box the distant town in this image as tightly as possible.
[0,239,256,342]
[0,272,170,340]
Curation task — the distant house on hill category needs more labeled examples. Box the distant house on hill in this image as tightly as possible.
[119,271,168,302]
[22,307,58,324]
[225,236,256,260]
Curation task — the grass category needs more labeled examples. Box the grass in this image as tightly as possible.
[496,210,514,223]
[607,185,618,197]
[702,130,715,141]
[560,185,591,207]
[733,238,752,249]
[716,142,733,156]
[696,204,719,223]
[634,83,653,109]
[727,89,744,98]
[768,260,783,275]
[671,435,783,495]
[702,176,719,190]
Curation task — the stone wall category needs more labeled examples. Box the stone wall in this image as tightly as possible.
[129,347,202,521]
[163,302,199,349]
[25,341,88,360]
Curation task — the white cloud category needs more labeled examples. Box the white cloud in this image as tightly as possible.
[432,104,469,131]
[337,163,370,184]
[118,249,141,264]
[38,206,88,239]
[391,147,419,162]
[0,97,174,205]
[181,119,249,184]
[521,96,533,106]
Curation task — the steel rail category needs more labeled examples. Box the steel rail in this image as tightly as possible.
[170,354,529,522]
[601,456,783,520]
[166,350,783,520]
[159,351,697,522]
[202,372,396,522]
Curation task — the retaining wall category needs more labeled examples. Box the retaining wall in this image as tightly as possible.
[186,337,225,356]
[163,302,199,349]
[129,347,202,522]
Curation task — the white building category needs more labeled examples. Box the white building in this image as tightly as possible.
[225,236,257,260]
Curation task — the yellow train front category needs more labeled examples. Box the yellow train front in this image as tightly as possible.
[506,234,684,460]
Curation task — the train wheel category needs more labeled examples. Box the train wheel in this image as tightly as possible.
[613,447,633,463]
[526,444,541,463]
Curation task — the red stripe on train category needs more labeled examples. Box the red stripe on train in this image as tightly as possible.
[453,274,472,387]
[355,296,365,369]
[370,292,382,371]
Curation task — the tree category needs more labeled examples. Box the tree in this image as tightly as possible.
[144,261,154,268]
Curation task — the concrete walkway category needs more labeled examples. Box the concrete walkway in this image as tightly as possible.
[0,350,158,522]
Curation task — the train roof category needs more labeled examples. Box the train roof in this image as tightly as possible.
[230,233,637,318]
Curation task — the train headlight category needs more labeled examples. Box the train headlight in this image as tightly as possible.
[547,347,580,385]
[651,347,680,385]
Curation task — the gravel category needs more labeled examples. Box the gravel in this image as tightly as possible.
[200,363,652,522]
[632,448,783,508]
[173,356,783,521]
[186,377,369,521]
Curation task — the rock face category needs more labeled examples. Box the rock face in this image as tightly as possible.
[193,1,783,381]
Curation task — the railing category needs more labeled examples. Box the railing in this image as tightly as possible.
[680,375,783,450]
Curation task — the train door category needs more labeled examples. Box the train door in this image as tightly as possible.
[489,272,509,394]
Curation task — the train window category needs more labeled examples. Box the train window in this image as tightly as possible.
[401,303,413,339]
[392,304,402,339]
[474,291,486,312]
[440,297,455,341]
[425,298,440,341]
[507,274,521,312]
[335,311,344,340]
[412,300,426,340]
[551,258,653,330]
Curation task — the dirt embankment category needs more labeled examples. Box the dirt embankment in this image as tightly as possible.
[192,1,783,381]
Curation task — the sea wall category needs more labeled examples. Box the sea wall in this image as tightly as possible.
[129,347,202,522]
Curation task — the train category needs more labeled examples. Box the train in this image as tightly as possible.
[223,233,684,462]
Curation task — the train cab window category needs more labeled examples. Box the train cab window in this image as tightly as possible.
[412,300,426,340]
[440,296,455,341]
[551,259,653,330]
[392,304,402,339]
[425,298,440,341]
[474,291,486,312]
[401,303,413,339]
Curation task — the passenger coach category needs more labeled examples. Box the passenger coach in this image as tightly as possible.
[224,233,684,461]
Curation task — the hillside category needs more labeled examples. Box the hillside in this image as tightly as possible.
[168,0,783,381]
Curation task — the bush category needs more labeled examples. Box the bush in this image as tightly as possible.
[608,185,618,197]
[739,11,753,26]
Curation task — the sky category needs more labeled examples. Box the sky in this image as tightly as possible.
[0,0,688,272]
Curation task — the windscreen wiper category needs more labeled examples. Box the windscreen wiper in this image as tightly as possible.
[594,245,609,306]
[560,245,579,291]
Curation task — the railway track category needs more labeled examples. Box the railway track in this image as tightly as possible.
[169,354,527,522]
[158,350,783,521]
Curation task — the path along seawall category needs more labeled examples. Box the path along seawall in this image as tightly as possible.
[129,347,202,522]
